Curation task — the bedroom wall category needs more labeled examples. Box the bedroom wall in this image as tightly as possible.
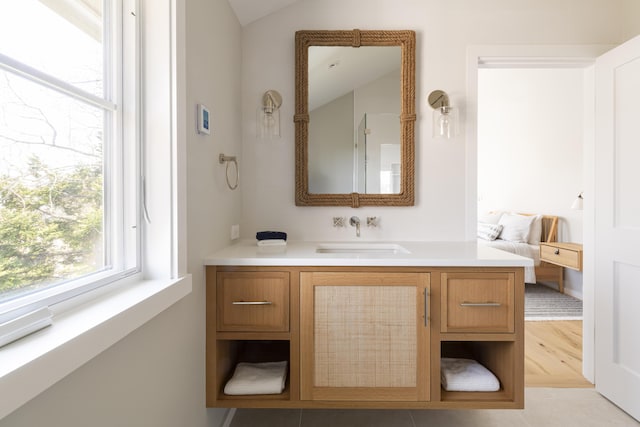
[477,68,584,298]
[239,0,633,243]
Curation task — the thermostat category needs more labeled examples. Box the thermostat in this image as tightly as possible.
[197,104,210,135]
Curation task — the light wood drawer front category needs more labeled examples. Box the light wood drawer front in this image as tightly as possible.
[441,272,514,333]
[540,245,581,270]
[217,272,289,332]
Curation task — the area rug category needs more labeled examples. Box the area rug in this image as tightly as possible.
[525,283,583,321]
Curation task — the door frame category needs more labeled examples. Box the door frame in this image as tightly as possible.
[466,44,612,383]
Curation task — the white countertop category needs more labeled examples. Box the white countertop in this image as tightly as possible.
[204,240,534,267]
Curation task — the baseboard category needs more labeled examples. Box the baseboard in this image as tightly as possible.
[538,280,583,300]
[563,288,582,300]
[221,408,237,427]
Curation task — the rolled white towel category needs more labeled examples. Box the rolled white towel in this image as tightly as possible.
[257,239,287,247]
[224,361,288,395]
[440,358,500,392]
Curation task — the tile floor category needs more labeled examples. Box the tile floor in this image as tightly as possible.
[229,388,640,427]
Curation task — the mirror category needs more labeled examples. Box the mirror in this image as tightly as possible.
[295,30,416,207]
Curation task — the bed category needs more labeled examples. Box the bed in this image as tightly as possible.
[478,213,562,287]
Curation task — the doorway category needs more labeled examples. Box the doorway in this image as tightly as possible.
[466,45,612,385]
[477,65,588,387]
[477,67,585,297]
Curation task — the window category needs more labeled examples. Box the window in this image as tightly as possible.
[0,0,138,342]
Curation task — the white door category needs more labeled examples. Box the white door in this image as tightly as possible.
[594,34,640,422]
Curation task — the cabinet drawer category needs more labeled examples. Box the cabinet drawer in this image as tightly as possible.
[441,272,514,333]
[217,272,289,332]
[540,244,582,270]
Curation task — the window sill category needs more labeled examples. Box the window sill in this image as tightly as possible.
[0,274,192,420]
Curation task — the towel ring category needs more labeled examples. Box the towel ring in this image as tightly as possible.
[219,153,238,190]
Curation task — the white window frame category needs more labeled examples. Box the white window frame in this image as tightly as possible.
[0,0,190,419]
[0,0,141,342]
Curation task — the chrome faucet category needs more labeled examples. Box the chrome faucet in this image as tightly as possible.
[349,216,361,237]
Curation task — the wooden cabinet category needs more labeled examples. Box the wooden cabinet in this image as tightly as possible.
[539,242,583,271]
[206,266,524,410]
[206,268,297,407]
[435,270,524,406]
[299,272,430,401]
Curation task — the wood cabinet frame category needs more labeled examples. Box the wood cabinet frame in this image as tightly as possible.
[206,266,525,410]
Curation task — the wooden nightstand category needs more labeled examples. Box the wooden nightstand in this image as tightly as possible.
[536,242,582,293]
[539,242,583,271]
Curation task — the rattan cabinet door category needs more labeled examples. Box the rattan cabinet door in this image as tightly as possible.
[300,272,430,401]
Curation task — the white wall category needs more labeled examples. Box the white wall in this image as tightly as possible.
[0,0,242,426]
[363,114,401,194]
[240,0,632,242]
[184,0,243,424]
[308,70,400,194]
[354,70,401,194]
[309,92,353,193]
[477,68,584,297]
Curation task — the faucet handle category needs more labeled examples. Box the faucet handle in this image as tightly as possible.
[366,216,379,227]
[333,216,346,227]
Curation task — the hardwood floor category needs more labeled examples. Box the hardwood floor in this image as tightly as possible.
[525,320,593,388]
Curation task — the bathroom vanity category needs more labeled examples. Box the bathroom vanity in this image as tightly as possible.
[205,241,531,409]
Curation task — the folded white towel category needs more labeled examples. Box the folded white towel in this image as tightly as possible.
[224,361,288,395]
[440,358,500,392]
[257,239,287,247]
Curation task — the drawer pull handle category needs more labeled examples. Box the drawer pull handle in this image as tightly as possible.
[460,302,502,307]
[554,249,560,255]
[232,301,273,305]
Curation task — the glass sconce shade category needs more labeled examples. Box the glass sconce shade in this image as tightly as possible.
[433,105,458,139]
[428,90,459,139]
[257,90,282,139]
[257,106,280,138]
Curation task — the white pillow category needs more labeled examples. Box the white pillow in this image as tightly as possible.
[498,213,536,243]
[478,211,503,225]
[478,222,503,241]
[528,215,543,245]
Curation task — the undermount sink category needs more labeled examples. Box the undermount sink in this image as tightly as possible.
[315,243,410,255]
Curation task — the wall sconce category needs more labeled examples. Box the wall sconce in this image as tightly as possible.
[257,90,282,139]
[571,192,584,210]
[428,90,459,139]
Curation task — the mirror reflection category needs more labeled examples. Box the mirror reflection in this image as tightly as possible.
[308,46,401,195]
